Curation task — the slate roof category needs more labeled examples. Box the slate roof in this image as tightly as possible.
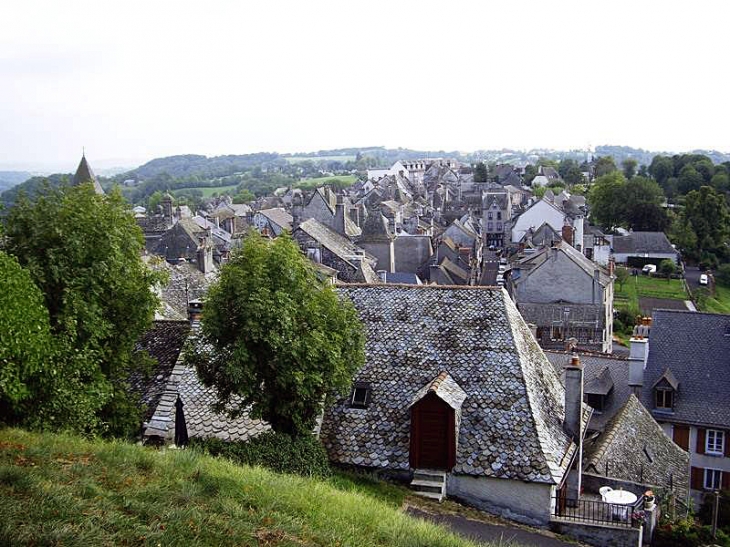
[72,154,105,195]
[131,320,191,421]
[296,218,374,263]
[321,285,578,484]
[259,208,293,231]
[514,240,612,287]
[612,232,677,255]
[641,309,730,429]
[545,350,632,432]
[584,394,690,499]
[410,372,467,411]
[384,272,422,285]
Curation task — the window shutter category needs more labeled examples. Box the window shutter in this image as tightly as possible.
[691,467,704,490]
[725,431,730,458]
[673,425,690,451]
[697,428,706,455]
[723,471,730,491]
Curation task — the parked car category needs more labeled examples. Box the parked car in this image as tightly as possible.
[699,274,709,285]
[642,264,657,275]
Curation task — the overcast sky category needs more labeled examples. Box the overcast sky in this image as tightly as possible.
[2,0,729,171]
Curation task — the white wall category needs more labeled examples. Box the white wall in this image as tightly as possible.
[512,200,565,243]
[448,474,555,526]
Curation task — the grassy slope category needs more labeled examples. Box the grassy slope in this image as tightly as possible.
[173,184,240,197]
[0,429,484,547]
[700,284,730,314]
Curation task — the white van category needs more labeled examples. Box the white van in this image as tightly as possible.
[642,264,657,275]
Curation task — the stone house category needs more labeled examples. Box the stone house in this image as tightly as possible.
[611,231,679,267]
[482,187,511,249]
[302,187,361,238]
[511,195,585,252]
[252,207,293,237]
[506,241,614,353]
[152,218,215,273]
[320,285,590,526]
[631,311,730,505]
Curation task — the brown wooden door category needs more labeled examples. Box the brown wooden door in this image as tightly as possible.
[410,393,453,470]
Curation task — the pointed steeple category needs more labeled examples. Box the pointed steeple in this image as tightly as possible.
[73,152,104,195]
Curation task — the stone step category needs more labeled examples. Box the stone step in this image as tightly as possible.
[412,490,444,502]
[413,469,446,482]
[410,479,444,494]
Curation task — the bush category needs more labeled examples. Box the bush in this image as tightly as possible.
[654,519,730,547]
[190,431,332,478]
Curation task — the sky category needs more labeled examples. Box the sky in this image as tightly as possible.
[2,0,729,171]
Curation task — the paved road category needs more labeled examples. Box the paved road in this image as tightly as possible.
[481,251,499,286]
[407,507,577,547]
[683,266,704,290]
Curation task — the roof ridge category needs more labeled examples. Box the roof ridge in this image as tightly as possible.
[334,282,503,291]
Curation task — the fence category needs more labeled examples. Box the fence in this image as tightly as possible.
[552,495,645,529]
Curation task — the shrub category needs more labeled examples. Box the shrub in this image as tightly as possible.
[717,263,730,287]
[654,519,730,547]
[190,431,332,478]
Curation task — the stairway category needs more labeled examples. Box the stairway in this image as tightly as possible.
[410,469,446,502]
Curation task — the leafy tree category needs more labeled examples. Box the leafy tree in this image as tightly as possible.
[614,266,630,291]
[558,159,579,179]
[3,183,164,436]
[147,190,165,213]
[594,156,618,177]
[659,259,677,278]
[588,171,626,231]
[233,189,255,203]
[523,164,538,185]
[711,172,730,194]
[186,231,366,437]
[563,165,585,186]
[473,162,488,183]
[716,263,730,287]
[649,156,674,185]
[678,165,703,195]
[622,176,669,231]
[622,158,638,180]
[682,186,730,261]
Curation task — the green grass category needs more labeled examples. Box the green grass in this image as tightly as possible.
[614,275,689,316]
[698,284,730,314]
[173,184,240,198]
[0,428,487,547]
[284,155,356,164]
[295,175,358,189]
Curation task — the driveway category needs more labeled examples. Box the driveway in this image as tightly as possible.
[407,507,578,547]
[684,266,704,290]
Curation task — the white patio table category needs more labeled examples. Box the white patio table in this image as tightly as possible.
[603,490,638,521]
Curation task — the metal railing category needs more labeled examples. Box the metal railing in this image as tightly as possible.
[552,495,645,528]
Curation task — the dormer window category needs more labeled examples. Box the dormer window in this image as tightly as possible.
[707,430,725,456]
[655,388,673,410]
[350,382,371,409]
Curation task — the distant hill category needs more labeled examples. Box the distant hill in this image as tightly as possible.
[0,171,33,194]
[0,174,70,206]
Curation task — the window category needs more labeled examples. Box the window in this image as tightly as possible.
[496,222,502,231]
[488,212,493,220]
[487,222,493,231]
[707,430,725,455]
[551,325,564,341]
[585,393,604,412]
[655,389,673,410]
[705,469,722,490]
[350,382,371,409]
[497,211,502,220]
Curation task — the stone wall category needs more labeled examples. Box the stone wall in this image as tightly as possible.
[549,520,642,547]
[447,474,554,526]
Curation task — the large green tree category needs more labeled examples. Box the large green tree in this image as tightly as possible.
[681,186,730,261]
[187,232,366,437]
[3,183,163,435]
[622,176,669,231]
[588,171,627,231]
[594,156,618,178]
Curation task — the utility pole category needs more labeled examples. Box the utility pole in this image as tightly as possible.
[712,490,720,539]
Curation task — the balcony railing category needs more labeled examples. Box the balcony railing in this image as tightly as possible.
[552,495,645,529]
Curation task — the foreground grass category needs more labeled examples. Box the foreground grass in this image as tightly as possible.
[698,284,730,314]
[0,428,485,547]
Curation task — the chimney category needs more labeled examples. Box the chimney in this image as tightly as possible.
[561,221,574,247]
[334,194,347,236]
[592,268,600,304]
[608,256,615,276]
[628,317,651,396]
[187,299,203,326]
[292,193,303,231]
[564,354,584,502]
[377,270,387,283]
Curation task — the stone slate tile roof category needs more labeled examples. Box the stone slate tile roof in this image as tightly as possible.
[545,350,631,433]
[640,309,730,429]
[584,394,690,499]
[410,372,467,410]
[515,240,612,287]
[130,320,191,421]
[321,285,577,484]
[612,232,677,255]
[259,208,293,231]
[297,218,373,263]
[72,154,105,195]
[143,330,269,443]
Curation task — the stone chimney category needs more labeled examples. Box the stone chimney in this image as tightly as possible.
[187,299,203,326]
[292,193,303,231]
[334,194,347,236]
[608,256,615,277]
[562,220,574,247]
[628,317,651,396]
[564,354,584,502]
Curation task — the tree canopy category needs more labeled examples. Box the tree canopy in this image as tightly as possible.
[2,183,164,435]
[187,231,366,437]
[588,173,668,232]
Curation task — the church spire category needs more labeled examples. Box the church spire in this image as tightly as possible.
[72,152,104,195]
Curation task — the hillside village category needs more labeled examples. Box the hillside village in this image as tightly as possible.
[2,151,729,547]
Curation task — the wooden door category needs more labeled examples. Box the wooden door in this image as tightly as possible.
[410,393,454,470]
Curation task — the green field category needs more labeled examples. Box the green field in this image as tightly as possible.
[284,155,356,164]
[295,174,358,189]
[0,428,493,547]
[613,274,689,332]
[173,184,239,198]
